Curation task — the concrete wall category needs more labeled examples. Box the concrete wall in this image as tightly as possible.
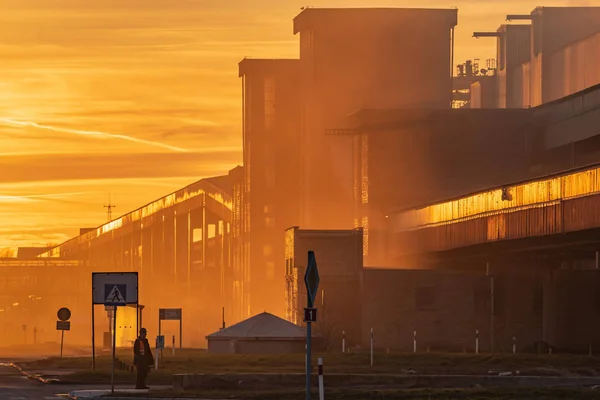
[543,269,600,352]
[362,269,487,352]
[361,268,543,353]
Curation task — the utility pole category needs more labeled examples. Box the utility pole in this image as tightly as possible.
[104,194,116,222]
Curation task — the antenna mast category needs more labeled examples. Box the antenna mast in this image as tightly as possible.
[104,195,116,222]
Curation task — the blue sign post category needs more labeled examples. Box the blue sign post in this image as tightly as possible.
[304,251,320,400]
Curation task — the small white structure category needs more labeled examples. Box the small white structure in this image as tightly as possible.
[206,312,310,354]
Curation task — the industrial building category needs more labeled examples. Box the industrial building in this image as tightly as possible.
[293,8,458,230]
[238,58,302,317]
[284,228,550,353]
[5,6,600,352]
[344,107,535,265]
[471,6,600,109]
[35,170,243,347]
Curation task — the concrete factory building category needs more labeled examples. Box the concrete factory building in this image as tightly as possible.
[8,5,600,353]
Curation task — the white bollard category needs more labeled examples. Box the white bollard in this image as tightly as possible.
[413,330,417,353]
[172,335,176,357]
[318,357,324,400]
[475,330,479,354]
[342,331,346,354]
[512,336,516,354]
[370,328,374,367]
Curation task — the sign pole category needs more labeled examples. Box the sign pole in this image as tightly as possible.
[306,313,312,400]
[91,302,96,370]
[155,342,159,371]
[159,317,162,358]
[111,306,117,394]
[60,330,65,358]
[180,309,183,349]
[304,251,319,400]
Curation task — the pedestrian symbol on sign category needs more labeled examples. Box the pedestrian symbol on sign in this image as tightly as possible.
[105,284,127,305]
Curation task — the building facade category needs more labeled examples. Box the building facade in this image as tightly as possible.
[285,227,364,349]
[294,8,458,231]
[239,59,302,317]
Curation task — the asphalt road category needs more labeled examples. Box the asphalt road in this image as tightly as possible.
[0,364,69,399]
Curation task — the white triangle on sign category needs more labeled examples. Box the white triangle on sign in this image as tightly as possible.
[106,285,125,303]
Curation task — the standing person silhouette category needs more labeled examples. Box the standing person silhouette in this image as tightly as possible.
[133,328,154,389]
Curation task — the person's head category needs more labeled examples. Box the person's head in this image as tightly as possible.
[140,328,147,339]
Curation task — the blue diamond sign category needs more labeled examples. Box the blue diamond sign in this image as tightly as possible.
[304,251,320,308]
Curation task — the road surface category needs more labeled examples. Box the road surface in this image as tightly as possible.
[0,364,69,399]
[0,363,140,399]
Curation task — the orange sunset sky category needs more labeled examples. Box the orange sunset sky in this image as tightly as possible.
[0,0,595,250]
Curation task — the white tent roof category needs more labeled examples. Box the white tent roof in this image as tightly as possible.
[206,312,310,340]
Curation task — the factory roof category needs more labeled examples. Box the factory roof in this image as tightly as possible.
[37,167,241,258]
[206,312,311,340]
[238,58,299,78]
[293,7,458,34]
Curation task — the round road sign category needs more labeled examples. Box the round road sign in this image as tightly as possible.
[57,307,71,322]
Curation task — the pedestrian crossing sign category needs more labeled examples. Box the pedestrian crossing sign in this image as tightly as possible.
[104,284,127,305]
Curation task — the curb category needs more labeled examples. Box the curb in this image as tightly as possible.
[7,362,60,384]
[70,398,208,400]
[71,398,205,400]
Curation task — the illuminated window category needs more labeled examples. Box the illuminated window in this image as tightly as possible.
[208,224,216,239]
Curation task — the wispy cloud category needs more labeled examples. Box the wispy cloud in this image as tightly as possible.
[0,118,188,152]
[0,191,90,203]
